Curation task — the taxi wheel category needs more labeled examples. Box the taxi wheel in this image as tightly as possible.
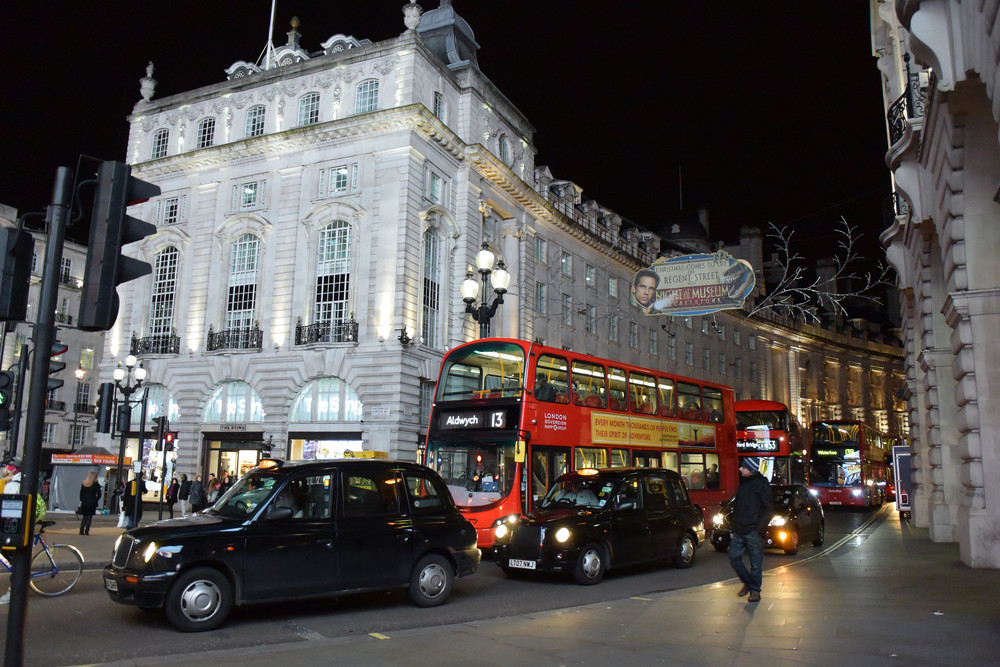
[573,543,606,585]
[812,520,825,547]
[164,567,233,632]
[409,554,454,607]
[673,532,697,569]
[783,529,800,555]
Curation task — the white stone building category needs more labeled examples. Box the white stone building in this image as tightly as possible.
[872,1,1000,567]
[90,3,903,491]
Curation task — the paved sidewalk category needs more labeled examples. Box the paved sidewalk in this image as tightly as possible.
[70,506,1000,666]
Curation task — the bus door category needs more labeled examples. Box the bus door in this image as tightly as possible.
[530,447,570,505]
[634,452,661,468]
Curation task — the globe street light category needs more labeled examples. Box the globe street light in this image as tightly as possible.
[113,355,146,518]
[72,367,85,452]
[462,240,510,338]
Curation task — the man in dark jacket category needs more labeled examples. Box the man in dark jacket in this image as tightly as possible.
[729,457,773,602]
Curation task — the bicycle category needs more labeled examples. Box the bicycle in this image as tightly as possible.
[0,520,84,596]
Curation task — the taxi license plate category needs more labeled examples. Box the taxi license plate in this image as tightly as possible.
[509,559,536,570]
[104,578,118,592]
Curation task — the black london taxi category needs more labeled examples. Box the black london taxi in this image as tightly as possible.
[104,459,480,632]
[492,468,705,584]
[711,483,825,555]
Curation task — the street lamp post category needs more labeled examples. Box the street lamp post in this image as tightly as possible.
[72,367,85,452]
[112,355,146,518]
[462,241,511,338]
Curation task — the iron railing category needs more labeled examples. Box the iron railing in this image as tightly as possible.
[207,323,263,351]
[130,331,181,356]
[295,318,359,344]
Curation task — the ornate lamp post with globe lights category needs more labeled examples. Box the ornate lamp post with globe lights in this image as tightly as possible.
[462,241,511,339]
[112,355,146,515]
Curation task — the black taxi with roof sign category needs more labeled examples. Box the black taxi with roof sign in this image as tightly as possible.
[103,458,480,631]
[492,468,705,584]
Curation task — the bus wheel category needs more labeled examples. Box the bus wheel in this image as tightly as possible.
[812,520,825,547]
[573,543,606,585]
[673,532,697,568]
[783,529,799,555]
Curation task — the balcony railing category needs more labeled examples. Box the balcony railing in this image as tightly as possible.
[207,323,263,351]
[73,402,93,414]
[47,400,66,411]
[54,312,73,325]
[295,317,359,345]
[130,331,181,356]
[882,192,909,227]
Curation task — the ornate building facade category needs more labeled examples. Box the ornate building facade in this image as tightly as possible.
[872,0,1000,567]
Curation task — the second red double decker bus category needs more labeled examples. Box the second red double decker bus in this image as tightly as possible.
[734,399,807,484]
[424,338,739,547]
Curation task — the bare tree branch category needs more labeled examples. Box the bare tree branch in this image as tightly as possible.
[745,217,891,324]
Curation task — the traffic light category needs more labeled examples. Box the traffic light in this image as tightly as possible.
[0,370,15,410]
[0,227,34,322]
[95,382,115,433]
[78,160,160,332]
[47,342,68,391]
[164,431,176,449]
[152,415,167,450]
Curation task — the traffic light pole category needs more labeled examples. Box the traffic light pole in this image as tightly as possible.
[7,343,29,460]
[5,166,72,667]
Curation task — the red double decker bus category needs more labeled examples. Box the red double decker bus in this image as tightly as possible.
[734,399,807,484]
[807,420,889,508]
[424,338,738,547]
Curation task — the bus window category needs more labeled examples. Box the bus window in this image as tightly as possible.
[608,368,628,411]
[629,372,657,414]
[679,452,707,489]
[574,447,607,469]
[436,341,525,401]
[535,354,570,403]
[705,453,720,488]
[658,378,676,417]
[661,451,679,474]
[571,359,607,408]
[609,448,629,467]
[703,387,724,423]
[531,447,569,501]
[677,382,702,420]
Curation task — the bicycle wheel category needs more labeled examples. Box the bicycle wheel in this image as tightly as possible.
[29,544,83,596]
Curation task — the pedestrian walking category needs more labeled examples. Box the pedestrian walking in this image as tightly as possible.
[78,470,102,535]
[165,477,179,518]
[178,474,191,517]
[122,472,148,530]
[729,457,773,603]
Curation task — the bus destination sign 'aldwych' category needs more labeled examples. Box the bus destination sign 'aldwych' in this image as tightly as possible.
[630,250,756,317]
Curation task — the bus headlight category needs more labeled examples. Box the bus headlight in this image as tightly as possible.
[495,524,509,540]
[851,489,864,497]
[554,527,571,543]
[768,516,787,527]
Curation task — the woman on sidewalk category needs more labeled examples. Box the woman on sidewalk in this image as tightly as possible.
[78,471,102,535]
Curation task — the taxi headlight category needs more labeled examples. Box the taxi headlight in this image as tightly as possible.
[768,516,787,527]
[142,542,159,563]
[713,513,725,526]
[554,527,571,543]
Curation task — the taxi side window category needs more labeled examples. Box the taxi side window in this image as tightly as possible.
[643,474,669,514]
[343,472,400,517]
[665,476,690,507]
[273,474,333,519]
[616,475,642,510]
[403,472,446,513]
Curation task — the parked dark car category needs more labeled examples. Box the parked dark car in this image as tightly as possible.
[104,459,480,632]
[492,468,705,585]
[711,483,825,555]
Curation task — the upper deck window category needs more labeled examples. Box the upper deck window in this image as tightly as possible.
[437,342,525,402]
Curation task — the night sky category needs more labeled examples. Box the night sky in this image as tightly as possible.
[2,2,890,256]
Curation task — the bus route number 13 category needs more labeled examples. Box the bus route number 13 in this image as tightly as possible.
[489,410,506,428]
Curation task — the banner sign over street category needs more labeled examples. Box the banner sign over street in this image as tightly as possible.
[630,251,756,316]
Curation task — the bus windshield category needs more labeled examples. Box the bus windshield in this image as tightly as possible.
[436,341,525,401]
[426,439,518,507]
[810,458,862,486]
[737,410,788,431]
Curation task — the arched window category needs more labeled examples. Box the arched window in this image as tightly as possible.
[355,79,379,114]
[151,128,169,159]
[498,134,510,165]
[227,234,259,331]
[421,228,443,348]
[245,105,266,138]
[314,220,352,326]
[130,383,179,426]
[197,117,216,149]
[149,247,178,337]
[290,377,363,422]
[298,92,320,126]
[203,381,265,422]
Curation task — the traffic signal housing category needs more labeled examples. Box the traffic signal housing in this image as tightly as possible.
[0,370,15,410]
[47,342,68,391]
[95,382,115,433]
[78,160,160,332]
[0,227,34,322]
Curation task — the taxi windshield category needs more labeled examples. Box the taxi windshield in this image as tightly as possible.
[540,477,613,510]
[210,472,281,519]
